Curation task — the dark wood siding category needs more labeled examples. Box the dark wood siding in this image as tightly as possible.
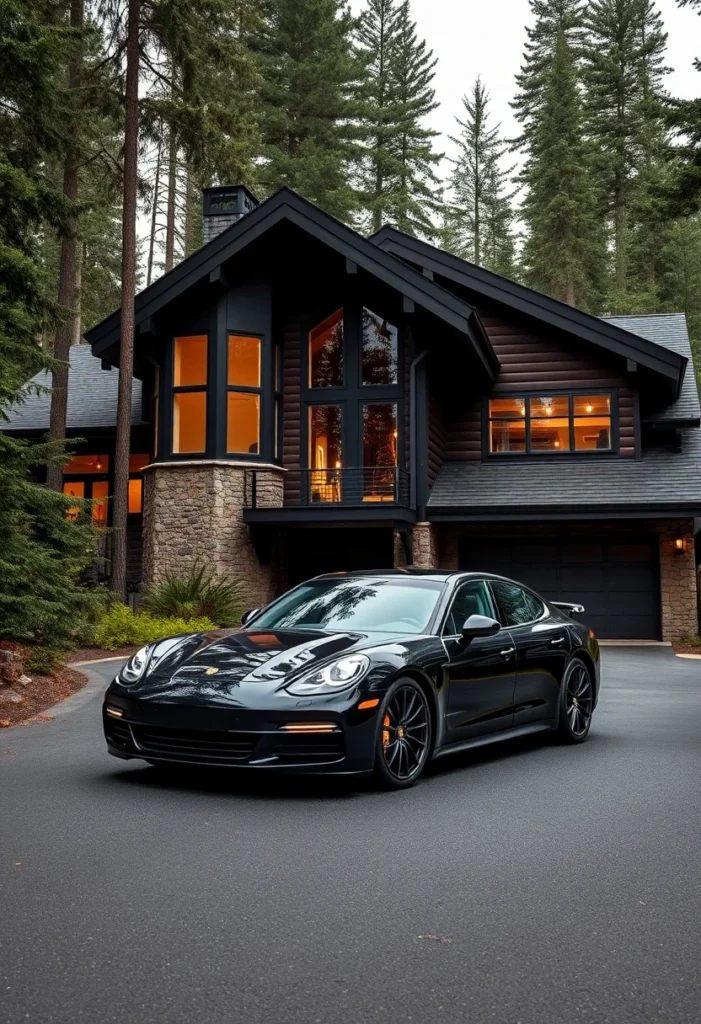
[428,389,446,487]
[282,323,302,503]
[444,310,636,460]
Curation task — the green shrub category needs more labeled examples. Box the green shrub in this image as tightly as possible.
[141,563,242,627]
[93,604,216,651]
[25,647,64,676]
[681,634,701,647]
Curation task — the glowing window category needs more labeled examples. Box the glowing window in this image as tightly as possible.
[128,479,142,514]
[227,392,260,454]
[64,454,108,474]
[174,335,207,386]
[228,335,261,387]
[92,480,109,526]
[173,391,206,454]
[488,393,613,455]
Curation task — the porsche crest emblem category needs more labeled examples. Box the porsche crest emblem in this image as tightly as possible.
[205,667,219,676]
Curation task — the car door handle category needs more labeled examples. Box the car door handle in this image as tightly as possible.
[550,636,565,645]
[500,647,515,657]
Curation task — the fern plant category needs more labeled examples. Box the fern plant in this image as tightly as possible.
[141,564,242,627]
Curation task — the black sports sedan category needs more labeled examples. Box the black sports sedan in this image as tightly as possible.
[103,570,600,789]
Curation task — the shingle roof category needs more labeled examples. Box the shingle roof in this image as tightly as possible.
[2,344,145,432]
[428,426,701,514]
[602,313,700,424]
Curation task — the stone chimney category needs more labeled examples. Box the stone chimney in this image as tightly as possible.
[202,185,259,244]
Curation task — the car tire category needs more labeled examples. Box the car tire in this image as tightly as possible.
[372,678,433,790]
[556,658,594,744]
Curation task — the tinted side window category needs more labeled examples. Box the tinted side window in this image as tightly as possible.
[443,581,496,635]
[490,581,543,626]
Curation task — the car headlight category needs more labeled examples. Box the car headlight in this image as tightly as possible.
[286,654,371,695]
[118,645,152,686]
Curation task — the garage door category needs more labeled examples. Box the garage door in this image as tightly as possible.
[287,527,394,588]
[459,538,661,640]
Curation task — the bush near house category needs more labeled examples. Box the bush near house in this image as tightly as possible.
[93,604,216,651]
[141,564,242,627]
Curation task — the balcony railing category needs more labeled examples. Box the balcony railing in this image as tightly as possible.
[247,466,411,508]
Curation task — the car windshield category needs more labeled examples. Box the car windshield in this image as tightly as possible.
[250,577,444,634]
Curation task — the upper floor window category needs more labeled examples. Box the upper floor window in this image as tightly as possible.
[362,308,398,385]
[309,308,343,387]
[488,392,613,455]
[172,335,207,454]
[227,334,261,455]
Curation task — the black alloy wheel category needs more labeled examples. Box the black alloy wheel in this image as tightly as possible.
[558,659,594,743]
[373,679,432,790]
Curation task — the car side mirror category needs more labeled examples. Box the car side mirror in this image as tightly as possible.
[241,608,261,627]
[460,614,501,644]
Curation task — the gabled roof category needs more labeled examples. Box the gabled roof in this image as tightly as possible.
[602,313,700,426]
[372,226,687,398]
[1,344,145,432]
[85,188,499,382]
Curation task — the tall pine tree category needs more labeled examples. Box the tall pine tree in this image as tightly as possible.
[388,2,441,237]
[519,27,605,307]
[448,77,515,270]
[255,0,360,222]
[583,0,670,307]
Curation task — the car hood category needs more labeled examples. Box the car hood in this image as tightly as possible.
[116,627,413,705]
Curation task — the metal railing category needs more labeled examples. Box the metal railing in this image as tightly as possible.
[247,467,411,508]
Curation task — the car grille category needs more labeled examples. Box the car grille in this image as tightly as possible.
[130,725,257,763]
[105,717,134,751]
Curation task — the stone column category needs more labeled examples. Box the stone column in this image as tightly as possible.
[143,462,285,610]
[657,519,698,641]
[412,522,439,569]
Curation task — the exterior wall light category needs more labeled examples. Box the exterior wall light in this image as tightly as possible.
[674,532,685,554]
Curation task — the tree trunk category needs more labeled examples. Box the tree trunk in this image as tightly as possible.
[147,139,162,286]
[46,0,84,492]
[72,241,82,345]
[183,159,196,257]
[111,0,140,600]
[164,125,177,272]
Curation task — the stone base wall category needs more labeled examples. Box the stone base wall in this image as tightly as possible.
[411,522,439,569]
[657,519,698,641]
[430,519,699,642]
[143,463,284,610]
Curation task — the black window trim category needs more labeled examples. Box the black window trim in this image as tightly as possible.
[440,577,500,638]
[483,387,619,460]
[486,578,548,629]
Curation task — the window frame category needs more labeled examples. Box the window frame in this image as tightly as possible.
[487,579,548,628]
[441,578,499,638]
[170,334,209,456]
[483,388,618,459]
[226,332,263,456]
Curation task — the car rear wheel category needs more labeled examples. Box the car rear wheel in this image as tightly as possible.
[373,678,432,790]
[557,658,594,744]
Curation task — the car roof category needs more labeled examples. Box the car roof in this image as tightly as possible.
[311,569,471,583]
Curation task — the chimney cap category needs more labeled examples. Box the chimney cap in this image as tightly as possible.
[202,184,259,218]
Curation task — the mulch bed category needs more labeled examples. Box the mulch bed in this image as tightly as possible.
[673,644,701,656]
[0,666,87,729]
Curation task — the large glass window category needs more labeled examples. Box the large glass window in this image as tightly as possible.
[362,402,397,502]
[309,405,343,502]
[227,334,262,455]
[172,335,207,454]
[64,454,109,474]
[309,309,343,387]
[488,393,613,455]
[362,308,398,385]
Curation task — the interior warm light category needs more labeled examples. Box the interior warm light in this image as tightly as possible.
[281,723,337,733]
[545,406,553,416]
[335,460,342,469]
[554,440,560,448]
[358,699,380,710]
[585,404,593,413]
[96,459,103,470]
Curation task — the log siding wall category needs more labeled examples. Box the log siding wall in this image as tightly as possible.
[444,312,636,461]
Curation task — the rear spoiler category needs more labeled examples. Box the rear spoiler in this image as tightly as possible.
[551,601,585,617]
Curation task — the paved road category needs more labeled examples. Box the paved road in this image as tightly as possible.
[1,648,700,1024]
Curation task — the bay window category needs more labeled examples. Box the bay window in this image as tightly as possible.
[227,334,262,455]
[172,335,207,454]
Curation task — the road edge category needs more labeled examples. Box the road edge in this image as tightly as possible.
[2,661,126,732]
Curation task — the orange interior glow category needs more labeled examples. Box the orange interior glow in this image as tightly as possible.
[228,335,261,387]
[173,391,206,453]
[64,454,109,475]
[174,335,207,386]
[128,478,142,514]
[63,480,84,520]
[227,392,260,454]
[129,454,150,472]
[92,480,109,525]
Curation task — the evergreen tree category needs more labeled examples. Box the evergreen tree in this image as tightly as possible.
[389,2,441,237]
[448,77,515,270]
[583,0,670,305]
[659,215,701,383]
[255,0,360,222]
[520,28,606,308]
[354,0,404,232]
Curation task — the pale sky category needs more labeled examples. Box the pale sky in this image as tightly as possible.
[348,0,701,169]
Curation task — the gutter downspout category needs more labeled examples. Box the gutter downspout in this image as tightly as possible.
[409,347,429,514]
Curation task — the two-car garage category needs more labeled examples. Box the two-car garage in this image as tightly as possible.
[459,537,661,640]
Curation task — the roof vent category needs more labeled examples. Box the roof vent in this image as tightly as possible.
[202,185,259,244]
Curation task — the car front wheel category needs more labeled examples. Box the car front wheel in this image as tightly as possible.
[557,658,594,744]
[373,678,432,790]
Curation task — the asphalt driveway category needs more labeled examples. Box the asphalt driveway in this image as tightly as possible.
[1,647,700,1024]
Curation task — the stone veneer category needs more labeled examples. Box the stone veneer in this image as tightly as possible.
[411,522,439,569]
[143,462,284,610]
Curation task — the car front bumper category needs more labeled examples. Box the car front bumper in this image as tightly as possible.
[103,692,380,775]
